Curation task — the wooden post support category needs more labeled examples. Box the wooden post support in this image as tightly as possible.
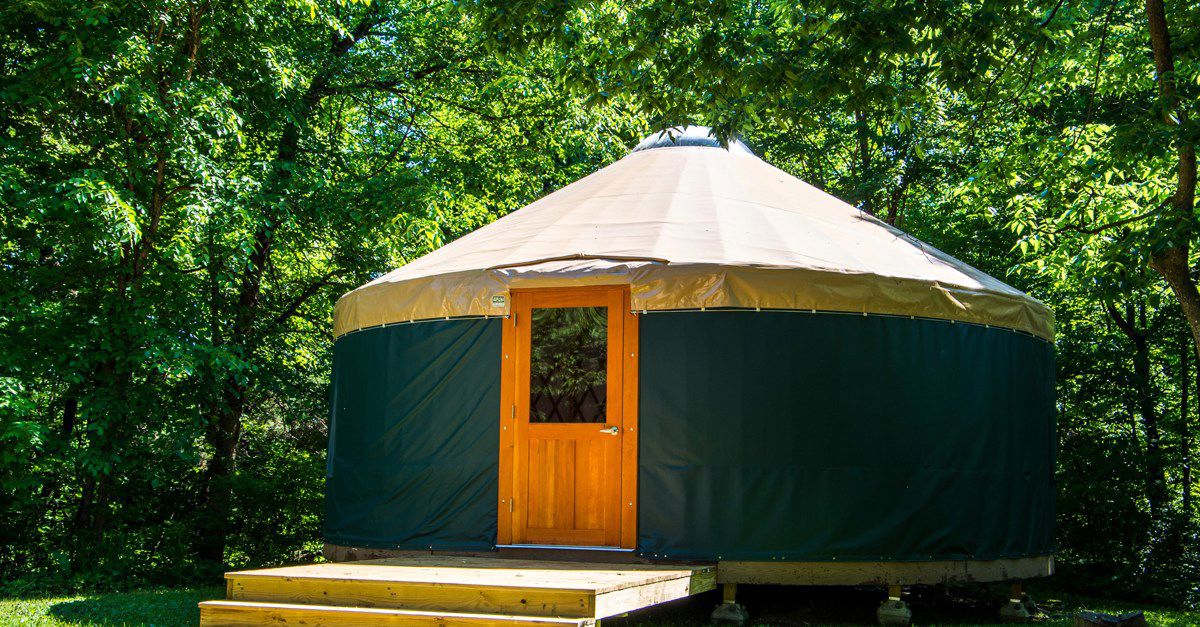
[999,580,1032,622]
[878,584,912,626]
[711,582,749,623]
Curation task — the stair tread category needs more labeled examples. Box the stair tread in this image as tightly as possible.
[199,600,591,625]
[212,557,715,622]
[226,557,712,593]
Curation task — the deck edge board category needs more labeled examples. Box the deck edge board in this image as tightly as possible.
[198,600,592,624]
[225,565,713,594]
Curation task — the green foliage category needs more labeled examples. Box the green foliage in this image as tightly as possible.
[1,0,1198,612]
[469,0,1200,607]
[0,0,642,590]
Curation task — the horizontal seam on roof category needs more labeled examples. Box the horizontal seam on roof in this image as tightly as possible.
[485,254,671,270]
[506,190,1012,284]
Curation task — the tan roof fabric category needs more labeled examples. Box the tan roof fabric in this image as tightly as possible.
[335,133,1054,340]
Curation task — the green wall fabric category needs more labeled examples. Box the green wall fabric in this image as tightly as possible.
[324,318,501,550]
[638,311,1055,561]
[323,311,1054,562]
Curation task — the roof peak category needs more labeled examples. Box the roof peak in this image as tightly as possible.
[631,126,754,155]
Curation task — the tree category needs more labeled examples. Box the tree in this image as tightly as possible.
[3,0,1198,606]
[469,0,1200,601]
[0,0,642,580]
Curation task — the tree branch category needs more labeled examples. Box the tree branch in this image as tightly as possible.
[1054,200,1169,235]
[271,270,341,327]
[1106,301,1141,340]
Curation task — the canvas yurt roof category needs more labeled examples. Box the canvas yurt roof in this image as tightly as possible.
[335,126,1053,340]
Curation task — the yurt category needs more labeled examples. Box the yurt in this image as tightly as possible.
[324,127,1055,606]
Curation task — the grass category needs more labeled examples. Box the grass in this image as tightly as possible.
[0,587,221,626]
[0,583,1195,626]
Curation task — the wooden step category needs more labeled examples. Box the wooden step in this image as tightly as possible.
[199,600,594,626]
[223,557,715,619]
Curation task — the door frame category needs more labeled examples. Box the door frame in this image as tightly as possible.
[497,285,639,549]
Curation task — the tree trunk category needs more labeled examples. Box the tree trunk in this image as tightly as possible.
[61,396,77,436]
[195,384,245,563]
[854,109,874,215]
[71,354,130,568]
[1183,333,1194,515]
[1145,0,1200,362]
[886,174,909,227]
[1133,333,1167,523]
[192,5,385,565]
[1108,302,1167,524]
[1151,249,1200,361]
[65,8,193,563]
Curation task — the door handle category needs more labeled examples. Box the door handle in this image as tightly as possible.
[599,426,620,435]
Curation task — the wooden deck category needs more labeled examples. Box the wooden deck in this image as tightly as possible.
[199,556,716,626]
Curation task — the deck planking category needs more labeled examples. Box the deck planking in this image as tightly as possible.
[204,556,716,625]
[226,556,710,594]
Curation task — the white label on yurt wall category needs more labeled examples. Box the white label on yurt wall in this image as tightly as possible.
[492,295,506,308]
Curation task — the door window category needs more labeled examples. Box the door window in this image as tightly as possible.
[528,306,607,423]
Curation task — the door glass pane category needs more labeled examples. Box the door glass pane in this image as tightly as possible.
[530,306,607,423]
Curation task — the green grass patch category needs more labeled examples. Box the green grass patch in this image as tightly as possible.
[0,587,222,626]
[1023,590,1197,627]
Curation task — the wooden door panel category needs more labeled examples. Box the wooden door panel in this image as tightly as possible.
[500,286,637,548]
[525,438,575,530]
[573,437,606,531]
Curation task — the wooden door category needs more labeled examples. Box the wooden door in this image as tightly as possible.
[498,286,638,548]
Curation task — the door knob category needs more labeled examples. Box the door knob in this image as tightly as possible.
[599,426,620,435]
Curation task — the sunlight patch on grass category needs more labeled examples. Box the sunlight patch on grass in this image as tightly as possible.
[0,587,222,626]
